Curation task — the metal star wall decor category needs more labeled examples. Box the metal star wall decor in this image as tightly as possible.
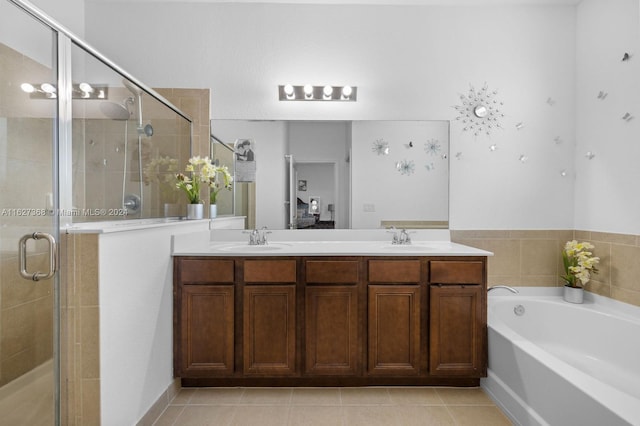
[454,83,505,137]
[371,138,390,155]
[396,159,415,175]
[424,139,441,156]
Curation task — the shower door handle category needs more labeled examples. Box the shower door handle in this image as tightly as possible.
[18,232,58,281]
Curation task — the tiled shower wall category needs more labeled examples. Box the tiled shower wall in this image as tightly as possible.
[451,229,640,307]
[61,233,100,425]
[155,88,210,159]
[76,88,204,221]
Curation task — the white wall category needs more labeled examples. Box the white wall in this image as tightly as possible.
[98,221,209,426]
[289,121,350,227]
[84,2,578,230]
[296,162,335,222]
[575,0,640,235]
[211,120,288,229]
[352,120,449,228]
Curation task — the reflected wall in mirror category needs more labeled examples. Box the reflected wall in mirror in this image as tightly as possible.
[211,120,449,230]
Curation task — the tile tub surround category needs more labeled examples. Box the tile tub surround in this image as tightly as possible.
[151,387,512,426]
[451,229,640,307]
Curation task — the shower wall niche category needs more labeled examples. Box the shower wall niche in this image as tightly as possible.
[71,44,194,222]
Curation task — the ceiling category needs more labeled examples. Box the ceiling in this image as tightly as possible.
[87,0,582,5]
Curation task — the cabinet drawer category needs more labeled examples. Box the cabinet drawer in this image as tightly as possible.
[179,259,235,284]
[306,260,359,284]
[244,260,297,283]
[368,260,421,283]
[429,261,483,284]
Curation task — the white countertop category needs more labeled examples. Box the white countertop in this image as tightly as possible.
[172,229,493,257]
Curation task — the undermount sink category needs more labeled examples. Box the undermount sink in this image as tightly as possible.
[216,242,291,252]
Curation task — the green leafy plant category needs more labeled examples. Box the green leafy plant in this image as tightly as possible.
[561,240,600,288]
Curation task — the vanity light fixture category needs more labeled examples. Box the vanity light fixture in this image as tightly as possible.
[21,82,109,100]
[278,84,357,101]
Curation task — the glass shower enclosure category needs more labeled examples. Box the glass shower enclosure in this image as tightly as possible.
[0,0,192,423]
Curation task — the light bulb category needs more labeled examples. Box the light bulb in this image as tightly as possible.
[40,83,56,94]
[303,84,313,99]
[283,84,294,99]
[342,85,353,99]
[323,85,333,99]
[79,82,94,93]
[20,83,35,93]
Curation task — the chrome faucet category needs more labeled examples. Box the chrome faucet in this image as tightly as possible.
[244,227,271,245]
[399,229,411,245]
[488,285,519,294]
[259,226,271,245]
[244,229,260,245]
[386,226,412,245]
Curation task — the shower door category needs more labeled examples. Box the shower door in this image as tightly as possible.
[0,2,60,424]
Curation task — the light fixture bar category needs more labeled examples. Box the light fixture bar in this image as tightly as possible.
[21,82,109,100]
[278,85,357,102]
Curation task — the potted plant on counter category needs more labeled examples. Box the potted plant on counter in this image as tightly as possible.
[560,240,600,303]
[207,164,233,219]
[175,156,214,220]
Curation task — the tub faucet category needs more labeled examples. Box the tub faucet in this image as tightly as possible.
[488,285,519,294]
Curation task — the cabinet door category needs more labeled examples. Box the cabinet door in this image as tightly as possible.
[243,285,296,375]
[429,285,484,376]
[368,286,420,375]
[180,285,234,376]
[305,286,359,375]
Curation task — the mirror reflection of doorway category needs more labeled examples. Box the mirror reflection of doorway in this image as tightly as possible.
[296,162,335,229]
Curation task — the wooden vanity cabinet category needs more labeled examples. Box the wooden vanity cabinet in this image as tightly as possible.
[243,259,297,376]
[367,259,423,376]
[304,259,360,376]
[174,255,488,385]
[428,260,486,377]
[174,259,235,376]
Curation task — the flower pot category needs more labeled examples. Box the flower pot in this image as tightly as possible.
[186,203,203,220]
[210,204,217,219]
[563,285,584,304]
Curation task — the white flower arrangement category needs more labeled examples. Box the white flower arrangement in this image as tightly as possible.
[143,155,179,201]
[561,240,600,288]
[175,156,233,204]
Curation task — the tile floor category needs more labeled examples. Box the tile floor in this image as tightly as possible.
[152,386,513,425]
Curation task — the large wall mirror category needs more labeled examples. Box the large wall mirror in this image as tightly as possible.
[211,119,449,230]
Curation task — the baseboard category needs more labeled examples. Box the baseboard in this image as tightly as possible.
[136,378,181,426]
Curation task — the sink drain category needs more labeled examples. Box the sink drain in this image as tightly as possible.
[514,304,525,316]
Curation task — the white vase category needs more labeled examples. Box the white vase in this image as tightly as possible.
[210,204,217,219]
[186,203,203,220]
[563,285,584,304]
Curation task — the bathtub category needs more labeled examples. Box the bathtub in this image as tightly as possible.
[481,287,640,426]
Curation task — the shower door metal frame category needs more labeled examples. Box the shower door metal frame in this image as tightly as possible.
[5,1,195,424]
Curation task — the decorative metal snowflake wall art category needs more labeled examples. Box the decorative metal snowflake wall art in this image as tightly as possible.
[424,139,441,156]
[454,83,505,137]
[396,160,415,175]
[371,138,390,155]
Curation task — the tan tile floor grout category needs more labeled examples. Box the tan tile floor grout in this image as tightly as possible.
[153,387,513,425]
